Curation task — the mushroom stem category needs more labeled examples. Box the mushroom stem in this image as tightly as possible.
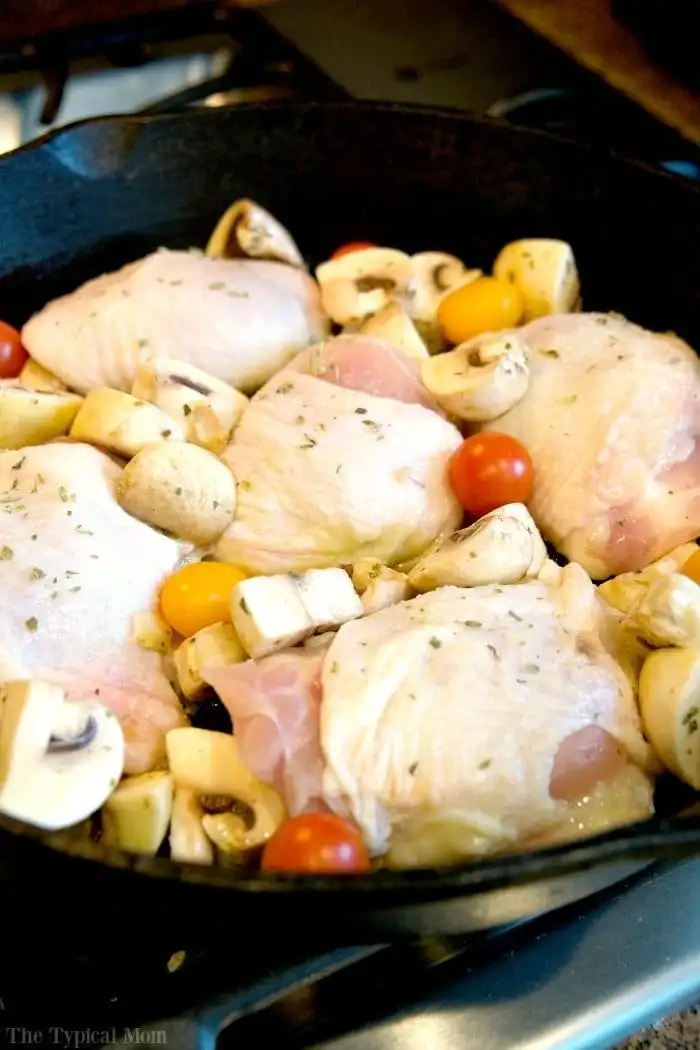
[48,715,98,753]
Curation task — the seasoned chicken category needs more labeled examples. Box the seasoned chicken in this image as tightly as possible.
[21,250,328,395]
[215,335,463,574]
[0,442,186,772]
[484,313,700,578]
[206,564,655,866]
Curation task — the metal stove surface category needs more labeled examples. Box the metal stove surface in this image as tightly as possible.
[50,860,695,1050]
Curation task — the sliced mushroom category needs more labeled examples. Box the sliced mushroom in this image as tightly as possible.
[493,239,580,321]
[173,621,247,702]
[0,681,124,831]
[201,783,285,854]
[101,771,173,855]
[206,198,305,269]
[130,610,175,655]
[599,543,699,616]
[358,301,428,359]
[408,252,482,352]
[409,507,539,592]
[315,248,413,327]
[421,331,529,422]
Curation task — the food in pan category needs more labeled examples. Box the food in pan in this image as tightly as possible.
[2,201,700,875]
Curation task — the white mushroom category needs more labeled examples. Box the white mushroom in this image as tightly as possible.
[639,647,700,788]
[409,505,543,592]
[421,331,530,422]
[408,252,482,351]
[492,239,580,321]
[358,302,428,360]
[0,680,124,831]
[69,388,185,459]
[116,441,236,545]
[623,573,700,649]
[206,198,305,269]
[315,248,413,326]
[101,771,173,855]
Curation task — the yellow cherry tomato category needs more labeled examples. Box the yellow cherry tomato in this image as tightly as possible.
[680,549,700,586]
[160,561,247,637]
[437,276,525,344]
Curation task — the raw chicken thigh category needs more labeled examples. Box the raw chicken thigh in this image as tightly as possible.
[206,564,655,866]
[216,335,463,574]
[485,312,700,578]
[0,442,186,773]
[21,250,328,395]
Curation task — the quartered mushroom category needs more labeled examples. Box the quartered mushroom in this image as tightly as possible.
[409,503,545,592]
[408,252,482,351]
[315,248,414,327]
[422,331,530,422]
[493,239,580,321]
[0,680,124,831]
[357,301,428,360]
[206,198,305,269]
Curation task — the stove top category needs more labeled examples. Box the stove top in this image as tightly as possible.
[3,861,699,1050]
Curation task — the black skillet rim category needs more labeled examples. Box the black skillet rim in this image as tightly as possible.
[2,99,700,901]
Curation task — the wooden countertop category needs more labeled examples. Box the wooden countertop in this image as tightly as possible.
[494,0,700,145]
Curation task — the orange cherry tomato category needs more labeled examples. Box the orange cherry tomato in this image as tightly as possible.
[0,321,28,379]
[680,548,700,585]
[261,812,371,874]
[160,561,247,638]
[449,432,534,518]
[331,241,377,260]
[437,276,525,345]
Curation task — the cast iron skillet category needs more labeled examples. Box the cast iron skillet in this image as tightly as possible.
[2,101,700,956]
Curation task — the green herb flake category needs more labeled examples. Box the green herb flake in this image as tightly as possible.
[429,636,442,650]
[354,407,367,415]
[239,480,252,491]
[478,759,492,770]
[508,610,523,622]
[276,381,294,395]
[239,597,249,614]
[540,349,560,358]
[487,643,500,661]
[58,486,74,503]
[523,663,540,674]
[175,487,182,496]
[183,404,192,417]
[462,620,482,628]
[408,762,419,776]
[29,567,45,581]
[12,457,26,472]
[137,338,150,349]
[0,545,13,561]
[330,661,339,674]
[25,617,38,632]
[208,282,225,291]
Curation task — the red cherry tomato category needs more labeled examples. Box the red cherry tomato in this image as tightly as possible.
[448,432,534,518]
[261,812,371,874]
[331,241,377,260]
[0,321,28,379]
